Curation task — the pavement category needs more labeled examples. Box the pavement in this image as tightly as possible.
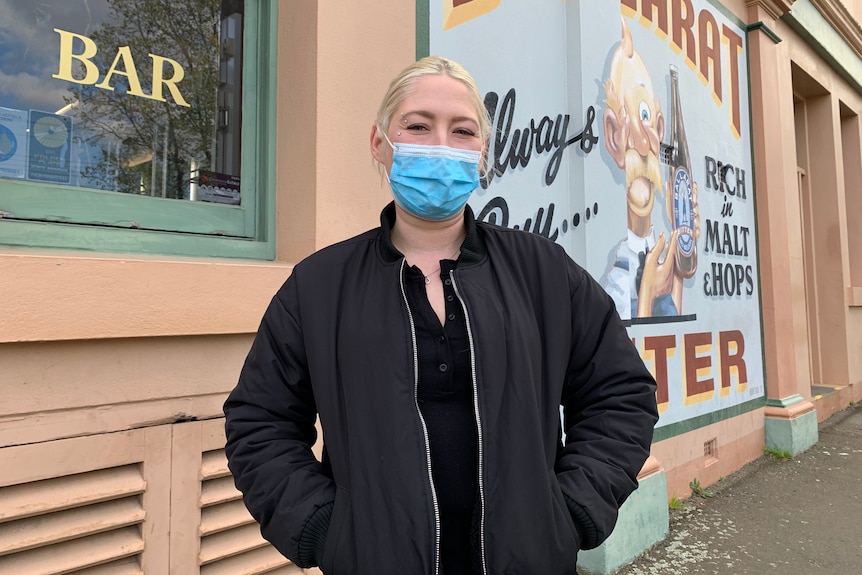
[612,402,862,575]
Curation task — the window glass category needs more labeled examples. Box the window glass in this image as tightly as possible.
[0,0,246,206]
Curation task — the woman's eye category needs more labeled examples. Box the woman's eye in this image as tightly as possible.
[638,102,651,122]
[407,124,428,131]
[454,128,476,136]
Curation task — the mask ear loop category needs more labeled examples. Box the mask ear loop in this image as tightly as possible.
[380,127,395,150]
[377,126,393,183]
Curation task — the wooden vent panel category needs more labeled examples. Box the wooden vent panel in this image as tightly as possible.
[0,426,172,574]
[0,494,145,555]
[199,499,256,537]
[74,557,144,575]
[190,420,294,575]
[0,525,143,574]
[200,545,302,575]
[0,465,145,523]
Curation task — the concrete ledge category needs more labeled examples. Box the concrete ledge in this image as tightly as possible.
[578,469,669,575]
[765,409,819,455]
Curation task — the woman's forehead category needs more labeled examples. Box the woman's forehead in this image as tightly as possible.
[396,75,478,119]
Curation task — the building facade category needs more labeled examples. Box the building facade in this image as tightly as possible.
[0,1,860,574]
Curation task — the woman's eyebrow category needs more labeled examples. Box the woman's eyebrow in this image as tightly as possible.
[401,110,478,126]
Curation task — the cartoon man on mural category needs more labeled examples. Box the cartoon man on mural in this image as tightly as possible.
[601,19,699,321]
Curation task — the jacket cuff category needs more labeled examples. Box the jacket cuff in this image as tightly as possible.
[563,493,599,550]
[296,501,334,568]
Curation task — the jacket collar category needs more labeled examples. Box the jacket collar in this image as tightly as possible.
[379,201,485,267]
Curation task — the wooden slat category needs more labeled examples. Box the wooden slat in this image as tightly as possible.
[0,497,144,555]
[266,563,311,575]
[169,421,205,575]
[0,432,148,487]
[75,557,143,575]
[199,545,292,575]
[200,523,269,565]
[256,565,304,575]
[200,450,231,481]
[0,526,143,575]
[200,418,228,452]
[200,475,242,508]
[0,466,145,523]
[199,499,255,536]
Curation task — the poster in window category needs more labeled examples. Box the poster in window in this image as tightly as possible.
[0,107,28,180]
[197,170,241,205]
[27,110,72,184]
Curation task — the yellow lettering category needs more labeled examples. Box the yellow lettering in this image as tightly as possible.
[697,10,722,106]
[626,1,744,140]
[722,24,744,139]
[683,332,715,405]
[53,28,99,84]
[149,54,190,107]
[95,46,147,97]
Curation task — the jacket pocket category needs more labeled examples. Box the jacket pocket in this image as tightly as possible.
[320,488,352,574]
[548,472,582,551]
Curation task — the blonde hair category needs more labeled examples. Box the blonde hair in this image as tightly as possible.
[375,56,492,146]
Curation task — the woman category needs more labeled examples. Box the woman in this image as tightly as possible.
[224,56,658,575]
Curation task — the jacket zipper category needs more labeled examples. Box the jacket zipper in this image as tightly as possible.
[450,269,488,575]
[399,259,441,575]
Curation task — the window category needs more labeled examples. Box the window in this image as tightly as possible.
[0,0,276,258]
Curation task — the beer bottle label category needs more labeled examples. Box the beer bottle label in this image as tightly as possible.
[672,166,694,256]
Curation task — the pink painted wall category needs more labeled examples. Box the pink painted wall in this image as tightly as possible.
[0,0,415,446]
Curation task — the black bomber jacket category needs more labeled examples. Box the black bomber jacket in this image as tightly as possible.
[224,203,659,575]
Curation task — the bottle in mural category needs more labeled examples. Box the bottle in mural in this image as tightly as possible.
[667,64,697,278]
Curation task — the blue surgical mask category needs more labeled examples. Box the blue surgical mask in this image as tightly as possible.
[384,133,481,221]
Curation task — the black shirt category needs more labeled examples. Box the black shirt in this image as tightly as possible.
[404,258,479,575]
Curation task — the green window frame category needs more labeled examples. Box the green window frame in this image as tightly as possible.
[0,0,277,260]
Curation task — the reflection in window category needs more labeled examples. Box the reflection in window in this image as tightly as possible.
[0,0,243,204]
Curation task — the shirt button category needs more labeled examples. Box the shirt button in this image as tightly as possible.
[438,335,446,343]
[446,295,454,302]
[448,313,456,321]
[444,279,452,286]
[439,363,448,372]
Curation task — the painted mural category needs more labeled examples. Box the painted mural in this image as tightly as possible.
[428,0,764,432]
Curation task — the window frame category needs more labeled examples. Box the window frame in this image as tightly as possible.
[0,0,277,260]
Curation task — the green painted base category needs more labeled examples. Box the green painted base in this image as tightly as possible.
[578,471,669,575]
[765,410,819,455]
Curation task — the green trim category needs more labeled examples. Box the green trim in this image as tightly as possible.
[0,183,247,236]
[743,23,772,417]
[248,0,279,250]
[747,21,782,44]
[578,470,669,574]
[0,0,278,260]
[784,0,862,95]
[765,410,818,455]
[765,394,807,409]
[0,219,274,259]
[653,396,767,442]
[416,0,430,59]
